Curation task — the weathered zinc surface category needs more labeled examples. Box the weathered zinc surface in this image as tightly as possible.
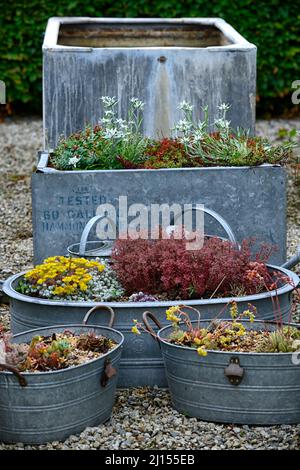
[158,320,300,424]
[32,155,286,265]
[0,324,123,444]
[43,17,256,148]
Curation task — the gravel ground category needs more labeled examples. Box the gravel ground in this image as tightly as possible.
[0,117,300,450]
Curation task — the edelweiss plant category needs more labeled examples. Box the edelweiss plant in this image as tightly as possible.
[51,96,298,171]
[132,303,300,356]
[52,96,149,170]
[173,101,298,166]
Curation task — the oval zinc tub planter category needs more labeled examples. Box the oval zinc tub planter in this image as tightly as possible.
[3,256,300,389]
[3,257,300,387]
[0,307,124,445]
[143,312,300,425]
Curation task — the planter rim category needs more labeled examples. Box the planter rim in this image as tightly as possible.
[37,152,282,173]
[157,319,300,357]
[0,324,124,378]
[3,265,299,308]
[43,17,256,52]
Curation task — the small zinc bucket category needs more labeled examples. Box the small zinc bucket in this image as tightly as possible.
[143,312,300,425]
[0,306,124,444]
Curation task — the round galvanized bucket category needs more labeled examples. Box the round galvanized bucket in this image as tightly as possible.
[144,314,300,425]
[3,260,299,389]
[0,307,124,444]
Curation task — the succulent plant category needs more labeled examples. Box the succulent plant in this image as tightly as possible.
[128,292,159,302]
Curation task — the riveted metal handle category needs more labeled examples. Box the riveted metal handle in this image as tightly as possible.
[82,305,115,328]
[0,363,27,387]
[173,206,239,247]
[224,357,244,385]
[100,359,117,387]
[79,214,116,256]
[142,311,162,345]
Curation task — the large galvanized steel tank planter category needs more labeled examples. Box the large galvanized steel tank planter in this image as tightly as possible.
[143,315,300,425]
[33,152,286,265]
[3,255,299,388]
[43,17,256,149]
[0,308,124,444]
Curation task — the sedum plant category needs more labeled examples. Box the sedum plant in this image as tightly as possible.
[1,331,116,372]
[132,303,300,356]
[17,256,124,302]
[111,234,282,300]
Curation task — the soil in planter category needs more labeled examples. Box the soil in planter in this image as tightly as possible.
[0,331,117,373]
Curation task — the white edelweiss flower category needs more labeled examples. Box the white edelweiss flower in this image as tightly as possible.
[178,100,194,112]
[100,117,112,125]
[104,110,115,117]
[215,118,231,129]
[120,123,130,132]
[103,128,121,139]
[175,119,192,133]
[69,156,80,167]
[218,103,231,112]
[130,97,145,109]
[100,96,118,107]
[179,136,190,145]
[192,130,204,143]
[115,118,126,125]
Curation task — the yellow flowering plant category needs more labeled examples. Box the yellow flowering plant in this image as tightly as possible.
[18,256,106,300]
[132,302,263,357]
[165,302,258,355]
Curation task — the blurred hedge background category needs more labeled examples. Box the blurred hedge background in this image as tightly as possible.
[0,0,299,116]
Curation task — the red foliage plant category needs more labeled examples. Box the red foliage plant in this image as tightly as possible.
[143,138,189,169]
[111,233,280,300]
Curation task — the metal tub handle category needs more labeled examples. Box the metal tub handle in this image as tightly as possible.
[142,311,162,345]
[82,305,115,328]
[281,245,300,270]
[0,363,27,387]
[79,214,116,257]
[173,206,238,246]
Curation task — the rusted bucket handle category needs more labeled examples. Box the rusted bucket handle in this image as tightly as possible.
[82,305,115,328]
[79,214,116,256]
[142,311,162,344]
[0,363,27,387]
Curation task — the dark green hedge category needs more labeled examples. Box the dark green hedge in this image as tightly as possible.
[0,0,299,114]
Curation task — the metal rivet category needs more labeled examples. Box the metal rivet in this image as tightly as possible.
[158,56,167,63]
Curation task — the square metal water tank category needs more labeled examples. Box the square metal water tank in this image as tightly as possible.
[43,17,256,148]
